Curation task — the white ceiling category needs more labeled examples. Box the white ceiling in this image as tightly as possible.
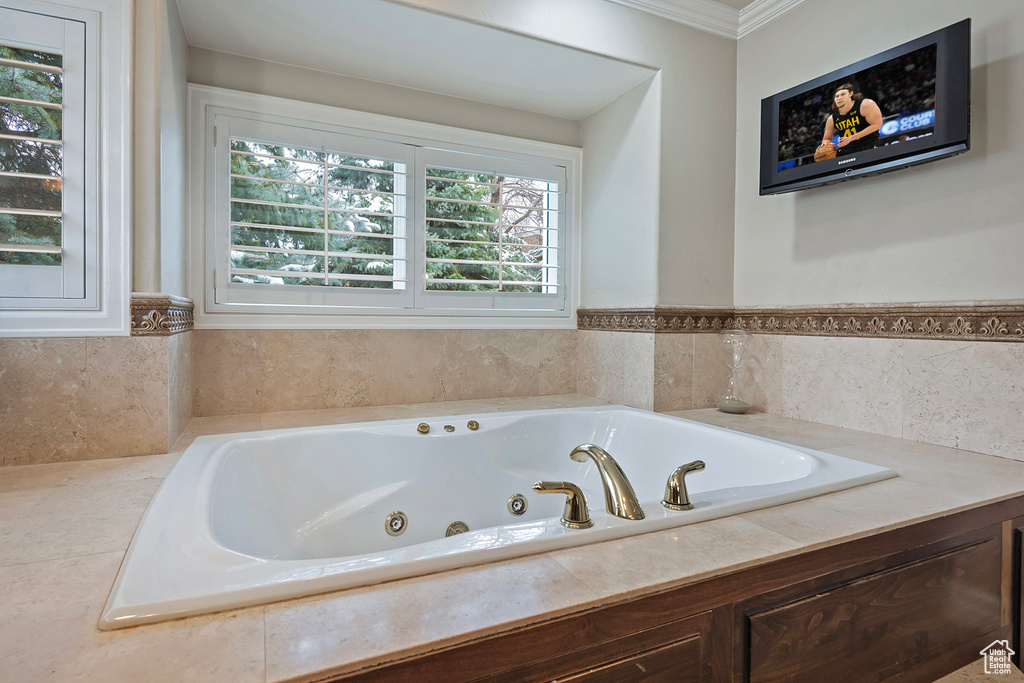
[175,0,658,120]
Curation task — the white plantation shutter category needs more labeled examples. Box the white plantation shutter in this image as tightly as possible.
[201,104,574,319]
[212,115,415,310]
[417,147,565,312]
[0,6,90,306]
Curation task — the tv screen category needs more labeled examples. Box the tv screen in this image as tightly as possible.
[759,19,970,195]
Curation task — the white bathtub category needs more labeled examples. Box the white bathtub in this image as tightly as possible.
[101,406,895,629]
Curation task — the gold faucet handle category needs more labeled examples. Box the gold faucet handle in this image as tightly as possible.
[662,460,706,511]
[533,480,593,529]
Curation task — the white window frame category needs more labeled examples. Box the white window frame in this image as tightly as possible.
[189,85,580,330]
[0,0,131,337]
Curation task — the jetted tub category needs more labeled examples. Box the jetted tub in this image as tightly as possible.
[101,406,895,629]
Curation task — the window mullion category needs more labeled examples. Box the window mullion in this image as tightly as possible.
[322,155,329,287]
[497,176,505,292]
[410,147,427,308]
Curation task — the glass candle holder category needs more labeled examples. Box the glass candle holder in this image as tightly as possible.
[716,329,752,414]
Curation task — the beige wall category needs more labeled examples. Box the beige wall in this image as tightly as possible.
[187,48,581,148]
[581,75,661,308]
[133,0,189,296]
[159,0,189,296]
[734,0,1024,305]
[299,0,739,307]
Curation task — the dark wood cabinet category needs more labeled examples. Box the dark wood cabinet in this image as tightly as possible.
[337,496,1024,683]
[746,538,1002,683]
[1013,516,1024,667]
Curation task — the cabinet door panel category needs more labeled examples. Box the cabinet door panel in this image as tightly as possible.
[563,635,702,683]
[748,539,1001,683]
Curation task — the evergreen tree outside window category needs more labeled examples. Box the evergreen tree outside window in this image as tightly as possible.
[0,44,64,267]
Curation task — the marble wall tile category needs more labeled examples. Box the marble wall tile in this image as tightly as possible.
[192,330,265,416]
[743,333,784,413]
[2,337,175,466]
[902,340,1024,462]
[653,334,694,412]
[690,333,783,412]
[0,338,89,466]
[168,331,194,448]
[781,335,903,438]
[193,329,577,417]
[436,329,578,401]
[260,329,356,412]
[576,331,654,410]
[692,333,732,409]
[84,336,169,459]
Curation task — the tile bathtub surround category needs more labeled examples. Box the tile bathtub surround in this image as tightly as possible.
[2,399,1024,681]
[191,328,578,416]
[168,331,194,448]
[580,331,779,414]
[576,330,655,410]
[580,301,1024,460]
[0,337,172,466]
[729,335,1024,462]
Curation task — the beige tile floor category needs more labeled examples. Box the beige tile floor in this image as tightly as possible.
[1,394,1022,682]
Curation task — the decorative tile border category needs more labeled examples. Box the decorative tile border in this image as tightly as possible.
[130,293,194,336]
[578,302,1024,342]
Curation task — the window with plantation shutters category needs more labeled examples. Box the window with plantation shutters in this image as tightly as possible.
[202,105,573,320]
[0,6,90,306]
[228,140,407,291]
[424,170,558,294]
[417,147,564,313]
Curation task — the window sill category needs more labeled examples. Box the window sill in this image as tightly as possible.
[194,309,577,330]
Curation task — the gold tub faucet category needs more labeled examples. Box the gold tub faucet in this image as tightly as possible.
[532,481,593,529]
[569,444,645,520]
[662,460,706,511]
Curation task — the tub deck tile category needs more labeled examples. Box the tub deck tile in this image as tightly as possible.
[263,554,601,682]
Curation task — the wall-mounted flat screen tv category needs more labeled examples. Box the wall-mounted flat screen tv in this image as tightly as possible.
[759,19,970,195]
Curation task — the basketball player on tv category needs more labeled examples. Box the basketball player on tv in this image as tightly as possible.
[820,83,883,156]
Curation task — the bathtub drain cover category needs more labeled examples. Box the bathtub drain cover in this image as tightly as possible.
[446,521,469,537]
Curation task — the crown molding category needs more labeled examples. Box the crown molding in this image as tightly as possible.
[604,0,738,40]
[737,0,805,38]
[604,0,805,40]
